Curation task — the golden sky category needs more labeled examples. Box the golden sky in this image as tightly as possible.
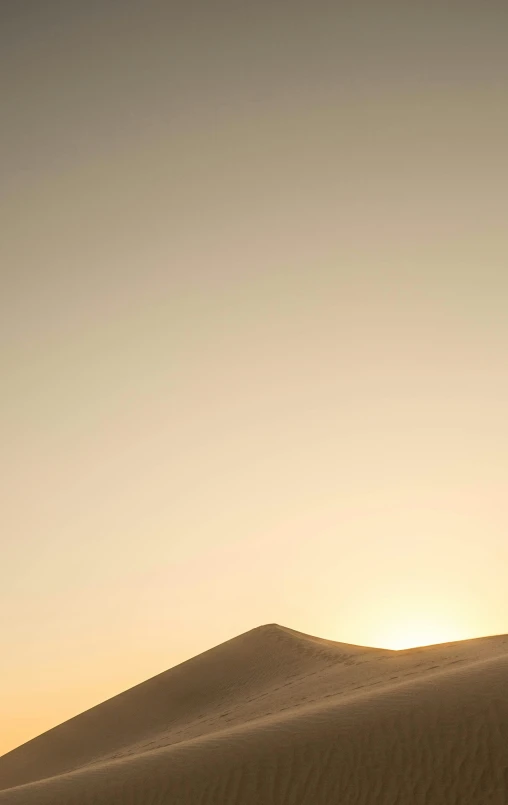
[1,1,507,756]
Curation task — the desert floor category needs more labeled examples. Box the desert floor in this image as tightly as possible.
[0,623,507,804]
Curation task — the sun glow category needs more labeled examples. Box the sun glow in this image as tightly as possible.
[374,615,467,651]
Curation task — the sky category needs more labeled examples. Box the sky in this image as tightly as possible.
[1,0,508,757]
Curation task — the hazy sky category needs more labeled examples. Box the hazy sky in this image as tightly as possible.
[1,1,508,756]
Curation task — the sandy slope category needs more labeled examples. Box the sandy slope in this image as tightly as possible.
[0,624,507,804]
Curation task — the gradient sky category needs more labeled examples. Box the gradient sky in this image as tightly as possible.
[1,1,508,756]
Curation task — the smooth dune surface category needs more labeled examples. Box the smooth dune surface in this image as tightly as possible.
[0,624,507,804]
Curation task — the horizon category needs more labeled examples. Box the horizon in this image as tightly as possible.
[2,621,508,759]
[2,1,508,758]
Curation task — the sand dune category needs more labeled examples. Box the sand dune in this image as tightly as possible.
[0,624,507,803]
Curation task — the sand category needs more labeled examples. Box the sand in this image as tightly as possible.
[0,623,507,804]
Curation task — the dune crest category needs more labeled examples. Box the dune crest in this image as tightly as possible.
[1,624,507,804]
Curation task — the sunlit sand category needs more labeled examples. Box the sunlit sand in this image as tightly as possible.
[0,623,507,804]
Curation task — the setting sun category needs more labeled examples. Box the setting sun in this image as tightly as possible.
[374,616,468,651]
[1,2,508,802]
